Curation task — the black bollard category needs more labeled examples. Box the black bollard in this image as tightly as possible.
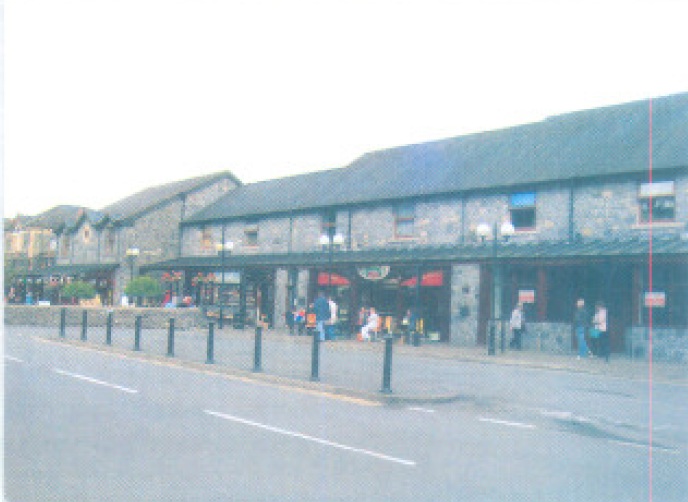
[412,331,421,347]
[167,318,175,357]
[106,311,113,345]
[310,327,320,382]
[381,335,394,394]
[488,322,496,355]
[253,325,263,372]
[134,315,142,351]
[206,322,215,364]
[81,310,88,341]
[218,307,223,330]
[59,308,66,338]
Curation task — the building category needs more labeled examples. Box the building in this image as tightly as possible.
[29,171,241,305]
[146,93,688,357]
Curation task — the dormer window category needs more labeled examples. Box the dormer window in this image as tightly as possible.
[244,220,259,247]
[394,203,415,238]
[510,192,536,231]
[639,181,675,223]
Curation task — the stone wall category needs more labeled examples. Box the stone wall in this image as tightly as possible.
[626,326,688,363]
[4,305,207,330]
[450,264,481,346]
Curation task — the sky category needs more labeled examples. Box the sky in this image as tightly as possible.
[4,0,688,218]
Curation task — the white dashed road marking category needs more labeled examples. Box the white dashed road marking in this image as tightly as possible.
[479,417,536,429]
[53,368,139,394]
[204,409,417,467]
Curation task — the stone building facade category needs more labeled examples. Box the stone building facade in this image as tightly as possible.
[149,93,688,359]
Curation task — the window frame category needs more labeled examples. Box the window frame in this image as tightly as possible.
[638,181,675,224]
[509,192,537,231]
[394,202,415,239]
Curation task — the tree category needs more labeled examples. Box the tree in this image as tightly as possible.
[125,276,163,306]
[61,281,97,300]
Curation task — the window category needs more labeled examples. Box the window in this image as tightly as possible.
[321,210,337,238]
[639,181,675,223]
[510,192,536,230]
[244,220,259,247]
[104,229,116,255]
[83,225,91,243]
[201,227,213,251]
[394,203,415,238]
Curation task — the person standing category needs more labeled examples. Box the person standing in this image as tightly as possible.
[313,291,330,342]
[593,301,609,362]
[361,307,380,341]
[574,299,590,360]
[327,296,338,340]
[509,303,524,350]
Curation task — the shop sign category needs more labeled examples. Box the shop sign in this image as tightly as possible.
[644,292,666,308]
[518,290,536,304]
[215,271,241,284]
[357,266,390,281]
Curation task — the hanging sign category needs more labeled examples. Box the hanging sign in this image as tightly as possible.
[644,292,666,308]
[518,290,536,304]
[357,266,390,281]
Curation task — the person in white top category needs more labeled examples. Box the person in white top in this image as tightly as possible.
[509,303,524,350]
[593,301,609,362]
[361,307,379,341]
[327,297,338,340]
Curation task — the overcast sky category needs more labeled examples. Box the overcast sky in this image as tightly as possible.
[4,0,688,218]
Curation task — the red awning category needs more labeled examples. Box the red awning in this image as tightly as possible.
[401,270,444,287]
[317,272,351,286]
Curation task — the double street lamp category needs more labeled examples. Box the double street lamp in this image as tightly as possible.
[476,221,515,355]
[216,241,234,329]
[126,247,140,281]
[319,233,345,297]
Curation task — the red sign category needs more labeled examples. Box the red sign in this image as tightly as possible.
[518,290,536,304]
[644,292,666,308]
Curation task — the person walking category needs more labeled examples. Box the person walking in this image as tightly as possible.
[509,303,524,350]
[593,301,609,362]
[313,291,330,342]
[574,299,590,360]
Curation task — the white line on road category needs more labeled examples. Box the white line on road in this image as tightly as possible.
[4,355,25,363]
[408,407,436,414]
[479,417,536,429]
[608,439,680,455]
[204,409,416,467]
[53,368,139,394]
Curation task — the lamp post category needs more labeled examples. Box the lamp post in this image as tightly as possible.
[126,247,140,281]
[216,240,234,329]
[477,221,515,355]
[318,232,344,341]
[125,247,139,307]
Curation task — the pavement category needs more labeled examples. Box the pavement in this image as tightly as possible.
[16,324,688,405]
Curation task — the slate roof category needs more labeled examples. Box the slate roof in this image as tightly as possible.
[101,170,242,224]
[186,92,688,224]
[27,205,87,230]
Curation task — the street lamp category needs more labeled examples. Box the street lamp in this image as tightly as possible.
[126,247,140,281]
[477,221,515,355]
[319,232,344,340]
[216,240,234,329]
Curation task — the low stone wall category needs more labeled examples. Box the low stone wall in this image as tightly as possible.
[626,326,688,363]
[486,320,573,354]
[4,305,208,330]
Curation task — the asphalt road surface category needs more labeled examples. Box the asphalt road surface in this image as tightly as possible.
[5,330,687,501]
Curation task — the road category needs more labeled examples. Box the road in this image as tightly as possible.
[5,329,687,501]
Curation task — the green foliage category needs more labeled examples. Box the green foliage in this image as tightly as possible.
[125,276,163,300]
[61,280,97,300]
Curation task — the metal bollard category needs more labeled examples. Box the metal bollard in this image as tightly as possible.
[412,331,421,347]
[310,327,320,382]
[381,335,394,394]
[206,322,215,364]
[253,325,263,372]
[218,307,223,330]
[167,318,175,357]
[488,322,496,355]
[106,311,113,345]
[134,315,142,351]
[81,310,88,341]
[59,308,66,338]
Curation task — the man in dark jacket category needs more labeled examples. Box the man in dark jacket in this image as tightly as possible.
[313,291,330,341]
